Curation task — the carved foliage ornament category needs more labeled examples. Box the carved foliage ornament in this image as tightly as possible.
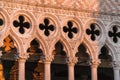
[63,21,78,39]
[86,23,100,41]
[39,18,54,36]
[108,26,120,43]
[0,18,3,26]
[13,15,30,34]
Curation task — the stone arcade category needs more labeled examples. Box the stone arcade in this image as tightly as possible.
[0,0,120,80]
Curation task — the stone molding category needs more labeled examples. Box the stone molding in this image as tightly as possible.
[0,0,120,14]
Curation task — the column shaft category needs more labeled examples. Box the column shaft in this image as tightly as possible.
[68,63,74,80]
[44,62,51,80]
[18,59,26,80]
[114,69,120,80]
[91,67,98,80]
[91,60,100,80]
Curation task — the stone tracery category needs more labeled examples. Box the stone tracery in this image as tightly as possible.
[0,0,120,80]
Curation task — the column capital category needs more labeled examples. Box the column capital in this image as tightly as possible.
[66,57,78,66]
[43,55,54,63]
[112,61,120,70]
[18,58,27,63]
[15,53,29,60]
[90,59,101,68]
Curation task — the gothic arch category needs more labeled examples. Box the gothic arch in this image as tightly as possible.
[104,41,118,61]
[0,29,23,54]
[10,10,36,37]
[25,33,48,56]
[49,36,72,57]
[100,43,117,61]
[37,13,60,39]
[74,38,95,60]
[84,18,106,46]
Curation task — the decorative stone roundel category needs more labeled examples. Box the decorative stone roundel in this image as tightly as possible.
[0,18,3,26]
[39,18,54,36]
[108,26,120,43]
[63,21,78,39]
[13,15,30,34]
[86,23,100,41]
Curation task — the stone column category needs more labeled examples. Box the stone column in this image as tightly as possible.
[67,57,78,80]
[90,59,100,80]
[43,55,54,80]
[18,58,26,80]
[112,61,120,80]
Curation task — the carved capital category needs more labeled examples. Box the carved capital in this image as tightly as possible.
[16,53,29,60]
[18,58,26,63]
[66,57,78,66]
[112,61,120,70]
[43,55,54,63]
[90,59,101,68]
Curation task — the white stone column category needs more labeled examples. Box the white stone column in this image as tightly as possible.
[18,58,26,80]
[67,57,78,80]
[90,59,100,80]
[44,55,54,80]
[112,61,120,80]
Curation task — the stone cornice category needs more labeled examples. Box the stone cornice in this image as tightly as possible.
[0,0,120,18]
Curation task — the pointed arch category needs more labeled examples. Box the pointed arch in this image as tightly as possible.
[82,38,95,60]
[25,34,48,56]
[104,42,117,61]
[99,45,112,61]
[49,36,72,57]
[0,29,23,54]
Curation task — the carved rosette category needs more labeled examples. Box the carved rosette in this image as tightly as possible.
[67,57,78,66]
[90,59,101,68]
[112,61,120,70]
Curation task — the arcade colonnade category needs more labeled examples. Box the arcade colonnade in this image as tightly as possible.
[0,1,120,80]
